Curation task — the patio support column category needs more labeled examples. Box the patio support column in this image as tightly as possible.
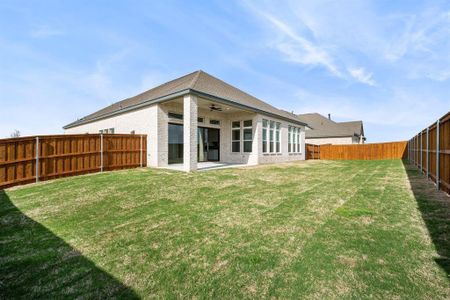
[183,94,198,172]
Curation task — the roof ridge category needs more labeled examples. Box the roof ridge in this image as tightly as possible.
[188,70,202,89]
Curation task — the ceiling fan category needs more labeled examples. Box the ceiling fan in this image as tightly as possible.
[209,104,223,112]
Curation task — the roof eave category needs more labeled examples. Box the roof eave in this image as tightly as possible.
[63,89,191,129]
[64,89,307,129]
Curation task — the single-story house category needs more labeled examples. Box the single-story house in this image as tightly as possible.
[64,70,307,171]
[297,113,365,145]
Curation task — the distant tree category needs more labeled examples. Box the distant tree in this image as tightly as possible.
[10,129,20,138]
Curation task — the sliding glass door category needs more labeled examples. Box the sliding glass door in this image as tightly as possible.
[206,128,219,161]
[169,124,220,164]
[168,123,183,164]
[198,127,220,162]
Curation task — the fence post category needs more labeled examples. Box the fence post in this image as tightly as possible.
[318,144,320,160]
[436,119,440,190]
[140,135,143,167]
[426,127,429,178]
[100,133,104,172]
[409,139,412,163]
[420,132,423,172]
[35,136,39,183]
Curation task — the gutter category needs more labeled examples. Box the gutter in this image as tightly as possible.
[63,89,307,129]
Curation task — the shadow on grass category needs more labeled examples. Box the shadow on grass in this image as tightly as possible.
[0,190,139,299]
[402,161,450,278]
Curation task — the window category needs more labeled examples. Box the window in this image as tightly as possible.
[168,112,183,120]
[109,128,114,134]
[275,122,281,153]
[243,120,252,152]
[168,123,183,164]
[232,121,240,152]
[288,126,302,153]
[293,127,297,153]
[262,119,268,153]
[288,126,292,153]
[130,130,135,134]
[269,120,275,152]
[210,119,220,125]
[198,117,204,123]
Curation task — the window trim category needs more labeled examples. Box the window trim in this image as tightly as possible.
[275,122,281,153]
[262,119,268,153]
[231,119,253,153]
[288,125,303,153]
[231,120,241,153]
[243,120,253,153]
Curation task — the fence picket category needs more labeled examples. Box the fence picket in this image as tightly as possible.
[0,134,147,189]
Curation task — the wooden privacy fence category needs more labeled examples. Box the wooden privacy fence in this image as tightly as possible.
[305,144,320,160]
[0,134,147,189]
[407,111,450,194]
[306,141,407,161]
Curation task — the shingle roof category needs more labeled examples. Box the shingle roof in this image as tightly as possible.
[64,70,306,128]
[297,113,364,138]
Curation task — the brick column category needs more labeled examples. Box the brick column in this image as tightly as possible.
[183,94,198,171]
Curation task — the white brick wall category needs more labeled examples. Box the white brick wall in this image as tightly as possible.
[183,95,198,171]
[64,104,159,167]
[256,114,306,164]
[64,95,307,169]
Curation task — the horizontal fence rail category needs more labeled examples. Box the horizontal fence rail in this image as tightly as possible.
[0,134,147,189]
[305,144,320,160]
[306,141,407,161]
[408,111,450,194]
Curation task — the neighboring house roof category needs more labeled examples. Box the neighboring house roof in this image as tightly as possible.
[64,70,306,129]
[297,113,364,139]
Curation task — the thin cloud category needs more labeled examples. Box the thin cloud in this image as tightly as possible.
[243,3,342,77]
[348,67,376,86]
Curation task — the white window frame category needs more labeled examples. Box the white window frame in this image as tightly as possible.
[275,122,281,153]
[288,126,291,153]
[288,126,303,153]
[269,120,275,153]
[293,127,298,153]
[242,120,253,153]
[262,119,268,153]
[231,121,241,153]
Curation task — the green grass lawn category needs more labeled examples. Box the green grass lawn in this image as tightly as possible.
[1,160,449,299]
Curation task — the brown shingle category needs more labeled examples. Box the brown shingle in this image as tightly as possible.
[64,70,306,128]
[297,113,364,138]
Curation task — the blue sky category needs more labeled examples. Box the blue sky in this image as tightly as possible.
[1,0,449,141]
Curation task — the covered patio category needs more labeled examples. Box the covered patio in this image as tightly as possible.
[160,94,259,172]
